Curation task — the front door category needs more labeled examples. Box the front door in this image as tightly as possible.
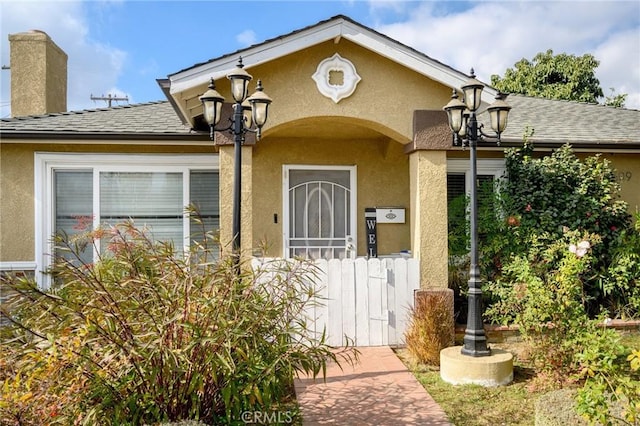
[283,165,356,259]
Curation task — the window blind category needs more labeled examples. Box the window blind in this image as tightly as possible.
[100,172,183,246]
[54,170,93,264]
[189,170,220,245]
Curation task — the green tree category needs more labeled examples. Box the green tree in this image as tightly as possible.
[604,88,628,108]
[490,49,624,105]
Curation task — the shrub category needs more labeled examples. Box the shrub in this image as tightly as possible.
[575,337,639,425]
[1,220,356,425]
[405,289,455,365]
[484,229,598,381]
[451,142,639,319]
[483,227,639,424]
[597,214,640,319]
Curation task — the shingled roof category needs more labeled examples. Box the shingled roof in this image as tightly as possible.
[498,95,640,148]
[2,12,638,149]
[2,95,639,149]
[0,101,204,140]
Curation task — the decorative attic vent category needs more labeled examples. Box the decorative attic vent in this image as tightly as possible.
[312,53,361,103]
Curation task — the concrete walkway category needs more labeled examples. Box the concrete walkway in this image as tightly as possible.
[294,346,451,425]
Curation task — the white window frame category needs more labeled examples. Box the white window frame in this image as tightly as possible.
[447,158,506,196]
[35,153,218,289]
[282,164,357,259]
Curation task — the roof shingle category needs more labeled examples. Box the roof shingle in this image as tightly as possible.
[0,101,195,136]
[497,95,640,146]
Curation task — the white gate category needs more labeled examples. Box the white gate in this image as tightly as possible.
[303,257,420,347]
[252,257,420,347]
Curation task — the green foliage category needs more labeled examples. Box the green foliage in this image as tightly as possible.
[598,216,640,319]
[447,143,639,321]
[490,49,611,104]
[484,230,599,380]
[447,179,506,321]
[482,227,639,424]
[604,88,628,108]
[575,335,639,425]
[501,142,630,242]
[447,193,469,257]
[479,143,637,318]
[405,290,455,365]
[1,220,356,425]
[446,140,640,425]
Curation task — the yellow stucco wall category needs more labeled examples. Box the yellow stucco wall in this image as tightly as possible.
[182,38,453,144]
[410,150,449,288]
[0,143,215,262]
[251,136,411,257]
[601,153,640,216]
[0,144,35,261]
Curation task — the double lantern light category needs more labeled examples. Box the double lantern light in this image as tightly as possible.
[442,70,512,357]
[199,57,272,141]
[443,69,511,145]
[199,57,272,257]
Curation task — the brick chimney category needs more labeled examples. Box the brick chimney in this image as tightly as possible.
[9,30,67,117]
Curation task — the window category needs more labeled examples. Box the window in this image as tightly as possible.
[447,159,505,254]
[36,153,219,288]
[446,159,505,201]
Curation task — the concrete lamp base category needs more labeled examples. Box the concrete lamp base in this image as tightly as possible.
[440,346,514,387]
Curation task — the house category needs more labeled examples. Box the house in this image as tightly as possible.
[1,16,639,344]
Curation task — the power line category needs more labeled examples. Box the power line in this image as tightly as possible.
[90,93,129,108]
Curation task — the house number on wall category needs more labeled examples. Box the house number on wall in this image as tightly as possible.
[617,171,633,182]
[312,53,361,103]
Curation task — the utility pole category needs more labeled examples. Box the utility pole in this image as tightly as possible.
[90,93,129,107]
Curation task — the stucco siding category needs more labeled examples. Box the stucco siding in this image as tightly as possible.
[600,153,640,215]
[188,39,453,145]
[0,144,35,261]
[0,143,216,263]
[410,150,449,288]
[252,136,410,257]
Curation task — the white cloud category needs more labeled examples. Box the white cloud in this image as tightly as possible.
[236,29,257,47]
[1,0,638,118]
[0,1,126,117]
[593,28,640,106]
[375,1,640,109]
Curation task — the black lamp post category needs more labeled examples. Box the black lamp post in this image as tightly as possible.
[443,69,511,357]
[200,57,272,258]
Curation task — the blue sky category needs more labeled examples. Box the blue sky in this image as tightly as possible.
[1,0,639,118]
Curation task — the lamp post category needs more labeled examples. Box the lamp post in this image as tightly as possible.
[443,69,511,357]
[200,57,272,259]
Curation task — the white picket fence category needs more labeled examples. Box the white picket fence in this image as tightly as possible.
[253,257,420,347]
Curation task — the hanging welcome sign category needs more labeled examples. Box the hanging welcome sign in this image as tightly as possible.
[365,208,377,258]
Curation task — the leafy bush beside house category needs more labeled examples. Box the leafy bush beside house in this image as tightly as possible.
[454,142,640,425]
[0,220,356,425]
[483,228,640,424]
[448,142,640,320]
[491,143,635,314]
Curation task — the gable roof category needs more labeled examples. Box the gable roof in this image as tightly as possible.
[0,101,204,141]
[169,15,478,96]
[166,15,497,126]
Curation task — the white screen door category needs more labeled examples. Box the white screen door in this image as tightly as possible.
[284,165,356,259]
